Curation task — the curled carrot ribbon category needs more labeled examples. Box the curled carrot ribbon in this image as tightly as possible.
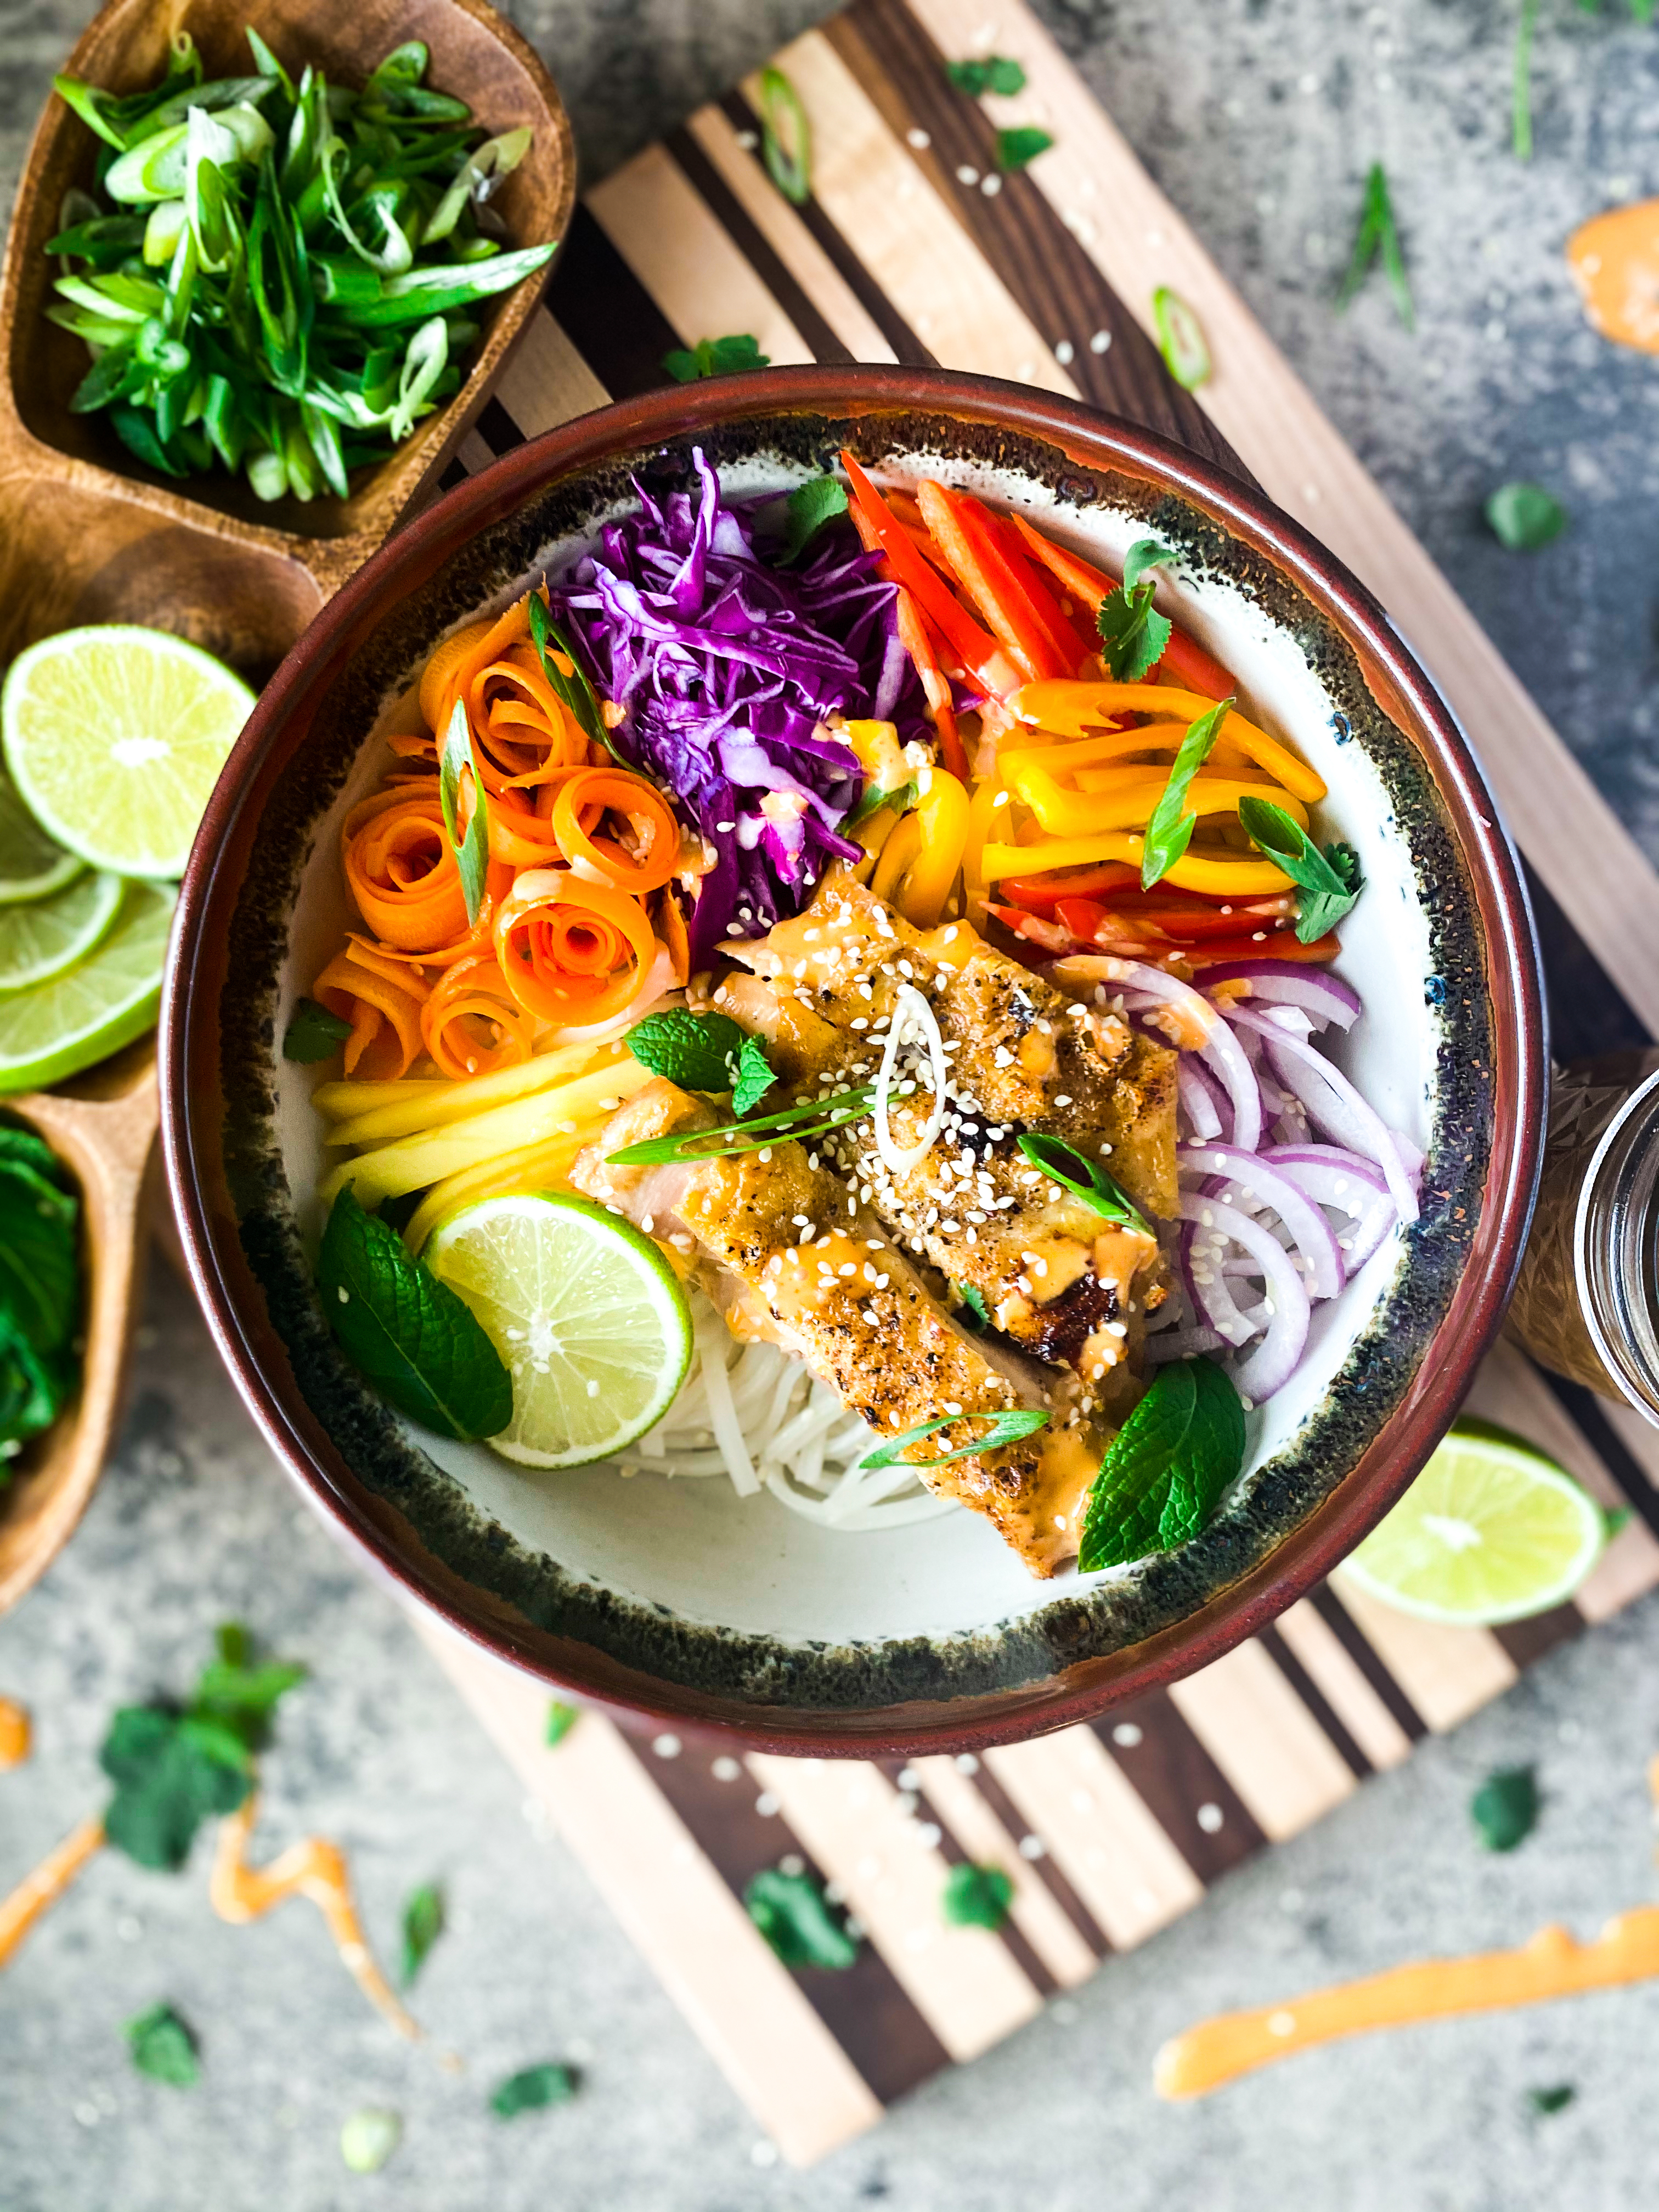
[342,785,469,952]
[493,867,658,1025]
[419,599,591,795]
[313,943,431,1081]
[421,955,536,1079]
[551,767,681,894]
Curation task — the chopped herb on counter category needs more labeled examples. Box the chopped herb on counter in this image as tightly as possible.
[946,56,1028,97]
[941,1861,1014,1930]
[744,1866,861,1969]
[1527,2084,1576,2116]
[758,66,812,205]
[1079,1358,1245,1572]
[662,333,771,382]
[545,1699,580,1747]
[1095,550,1173,684]
[1339,163,1414,330]
[341,2107,403,2171]
[400,1881,445,1985]
[490,2062,578,2118]
[1153,286,1211,389]
[995,126,1054,172]
[1485,482,1567,551]
[1471,1765,1539,1852]
[125,2000,200,2086]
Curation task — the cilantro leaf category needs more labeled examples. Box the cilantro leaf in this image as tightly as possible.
[731,1034,778,1117]
[1140,697,1233,888]
[1016,1132,1153,1237]
[941,1861,1013,1930]
[1078,1358,1245,1572]
[191,1621,306,1753]
[282,996,353,1063]
[1338,162,1414,331]
[945,55,1027,96]
[1485,482,1566,551]
[744,1866,861,1969]
[125,2001,199,2086]
[778,474,849,564]
[437,698,490,928]
[545,1699,580,1746]
[316,1187,512,1441]
[626,1009,746,1091]
[490,2062,578,2118]
[100,1705,251,1870]
[1122,537,1180,593]
[1471,1765,1539,1852]
[1096,580,1171,682]
[954,1282,991,1329]
[1237,795,1363,941]
[400,1881,444,1985]
[662,334,770,382]
[996,126,1054,172]
[855,1406,1049,1472]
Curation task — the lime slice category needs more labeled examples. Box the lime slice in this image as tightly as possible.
[0,766,83,905]
[424,1192,693,1468]
[0,868,123,993]
[2,626,255,878]
[0,880,176,1094]
[1339,1420,1607,1626]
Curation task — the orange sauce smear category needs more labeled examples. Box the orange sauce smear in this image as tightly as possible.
[0,1816,104,1970]
[0,1699,30,1769]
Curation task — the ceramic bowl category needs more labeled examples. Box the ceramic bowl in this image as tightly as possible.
[160,368,1545,1753]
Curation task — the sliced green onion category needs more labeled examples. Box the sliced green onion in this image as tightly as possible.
[1152,285,1211,391]
[757,66,811,205]
[856,1407,1051,1471]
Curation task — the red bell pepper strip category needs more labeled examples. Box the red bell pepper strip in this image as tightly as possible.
[984,508,1093,669]
[915,479,1085,682]
[1184,929,1340,966]
[841,452,1012,689]
[998,860,1142,912]
[1008,511,1238,699]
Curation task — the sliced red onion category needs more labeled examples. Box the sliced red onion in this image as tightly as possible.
[1094,957,1265,1152]
[1200,961,1362,1030]
[1146,1323,1225,1363]
[1181,1192,1312,1404]
[1178,1142,1345,1299]
[1224,1002,1419,1225]
[1263,1146,1399,1274]
[1177,1059,1224,1141]
[1179,1218,1258,1347]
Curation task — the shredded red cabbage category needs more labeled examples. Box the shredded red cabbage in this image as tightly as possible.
[549,449,928,967]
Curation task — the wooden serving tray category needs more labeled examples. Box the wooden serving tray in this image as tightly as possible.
[413,0,1659,2165]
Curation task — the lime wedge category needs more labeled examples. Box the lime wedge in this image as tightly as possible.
[1338,1420,1607,1626]
[0,880,176,1094]
[423,1193,693,1468]
[2,627,255,878]
[0,766,83,905]
[0,868,124,993]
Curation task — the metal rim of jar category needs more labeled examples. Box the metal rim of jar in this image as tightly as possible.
[1573,1062,1659,1427]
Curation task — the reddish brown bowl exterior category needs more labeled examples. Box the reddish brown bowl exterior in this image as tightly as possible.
[161,366,1547,1756]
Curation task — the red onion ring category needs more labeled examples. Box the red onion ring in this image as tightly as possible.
[1199,961,1361,1030]
[1263,1146,1398,1274]
[1178,1142,1345,1299]
[1177,1059,1224,1141]
[1223,1002,1419,1224]
[1180,1191,1312,1404]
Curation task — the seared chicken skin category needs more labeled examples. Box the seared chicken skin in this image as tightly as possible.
[574,1079,1103,1573]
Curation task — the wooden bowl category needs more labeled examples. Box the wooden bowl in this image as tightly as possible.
[161,369,1547,1753]
[0,0,575,688]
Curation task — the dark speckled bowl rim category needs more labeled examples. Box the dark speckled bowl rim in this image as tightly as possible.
[161,366,1546,1756]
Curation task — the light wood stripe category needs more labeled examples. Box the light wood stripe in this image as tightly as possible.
[1274,1599,1414,1771]
[588,144,816,369]
[1167,1640,1357,1839]
[455,427,494,476]
[757,31,1079,398]
[910,1754,1098,1987]
[902,0,1659,1036]
[417,1628,881,2164]
[985,1726,1202,1945]
[1327,1575,1520,1731]
[684,106,900,365]
[745,1754,1041,2061]
[493,312,611,436]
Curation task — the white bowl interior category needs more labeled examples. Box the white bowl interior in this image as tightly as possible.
[274,451,1436,1646]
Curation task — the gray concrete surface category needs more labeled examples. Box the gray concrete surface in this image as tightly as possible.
[4,2,1659,2206]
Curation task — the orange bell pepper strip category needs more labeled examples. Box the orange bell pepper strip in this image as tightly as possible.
[892,586,968,780]
[840,452,1017,693]
[915,479,1079,682]
[1008,513,1238,699]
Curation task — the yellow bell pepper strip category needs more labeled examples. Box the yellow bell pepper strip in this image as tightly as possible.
[1011,682,1327,804]
[866,770,972,926]
[960,764,1006,927]
[841,452,1020,696]
[1009,764,1311,838]
[870,811,922,906]
[842,716,908,793]
[982,832,1295,896]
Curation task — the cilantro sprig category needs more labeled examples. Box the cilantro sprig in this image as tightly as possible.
[996,126,1054,172]
[1095,537,1178,681]
[663,334,770,382]
[282,996,353,1063]
[941,1861,1014,1929]
[745,1866,861,1968]
[776,474,850,565]
[1079,1358,1245,1572]
[945,56,1027,97]
[126,2001,200,2086]
[1237,795,1363,941]
[1139,696,1234,888]
[1471,1765,1539,1852]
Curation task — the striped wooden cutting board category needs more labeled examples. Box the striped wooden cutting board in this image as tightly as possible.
[416,0,1659,2165]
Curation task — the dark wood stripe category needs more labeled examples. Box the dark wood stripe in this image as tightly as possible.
[437,455,468,493]
[1090,1689,1267,1882]
[1534,1368,1659,1538]
[963,1763,1111,1959]
[545,202,684,401]
[719,89,939,369]
[474,393,527,456]
[1257,1623,1372,1779]
[872,1759,1055,1996]
[613,1729,949,2103]
[1492,1603,1585,1669]
[1522,859,1654,1059]
[1307,1584,1430,1741]
[825,0,1250,483]
[665,128,856,367]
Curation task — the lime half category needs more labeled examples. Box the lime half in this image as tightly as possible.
[0,767,82,904]
[1339,1421,1607,1626]
[0,880,176,1094]
[424,1192,693,1468]
[2,626,255,878]
[0,868,123,993]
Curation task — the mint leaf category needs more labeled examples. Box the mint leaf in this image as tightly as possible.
[945,56,1027,95]
[1122,537,1179,592]
[1238,795,1363,941]
[1140,697,1233,888]
[1338,163,1414,331]
[1527,2084,1575,2116]
[190,1621,306,1752]
[1078,1358,1246,1572]
[400,1881,444,1985]
[855,1406,1049,1472]
[1471,1765,1539,1852]
[125,2001,199,2086]
[1485,482,1566,551]
[527,594,614,760]
[745,1866,861,1968]
[1096,581,1171,681]
[996,126,1054,172]
[1016,1131,1152,1237]
[626,1009,745,1091]
[663,334,770,381]
[545,1698,580,1746]
[779,474,849,564]
[731,1034,778,1116]
[100,1705,251,1870]
[283,995,353,1062]
[941,1861,1013,1929]
[490,2062,578,2118]
[437,698,489,928]
[316,1187,511,1440]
